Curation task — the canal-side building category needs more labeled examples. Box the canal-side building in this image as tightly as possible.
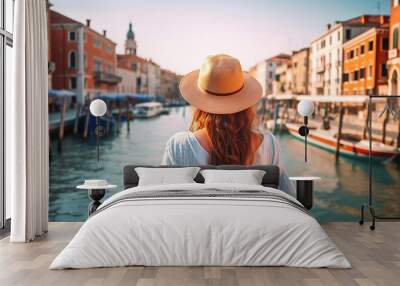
[342,27,389,96]
[117,53,147,94]
[146,60,162,96]
[291,48,310,94]
[309,15,389,96]
[117,23,162,96]
[388,0,400,95]
[273,61,293,95]
[251,54,291,96]
[161,69,181,101]
[116,67,137,93]
[50,10,121,103]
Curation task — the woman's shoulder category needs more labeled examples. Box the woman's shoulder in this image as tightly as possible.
[166,131,193,146]
[257,130,277,146]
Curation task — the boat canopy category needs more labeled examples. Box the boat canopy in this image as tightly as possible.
[48,89,75,97]
[135,101,163,108]
[95,93,165,103]
[267,95,387,103]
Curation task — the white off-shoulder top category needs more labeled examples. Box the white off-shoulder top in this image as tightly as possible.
[161,131,295,197]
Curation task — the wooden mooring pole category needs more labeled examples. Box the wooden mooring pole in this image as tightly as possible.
[83,107,90,139]
[126,100,130,133]
[279,101,289,132]
[57,97,67,152]
[74,104,83,135]
[272,101,280,134]
[397,117,400,149]
[335,105,344,159]
[117,101,122,133]
[382,108,390,144]
[362,104,369,140]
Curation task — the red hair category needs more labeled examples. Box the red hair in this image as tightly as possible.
[190,107,257,165]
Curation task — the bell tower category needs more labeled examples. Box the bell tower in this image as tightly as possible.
[125,22,137,55]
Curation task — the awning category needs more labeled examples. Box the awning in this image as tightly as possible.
[48,89,75,97]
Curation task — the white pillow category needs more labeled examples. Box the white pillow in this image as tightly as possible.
[200,169,266,185]
[135,167,200,186]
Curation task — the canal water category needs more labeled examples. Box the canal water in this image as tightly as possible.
[49,106,400,222]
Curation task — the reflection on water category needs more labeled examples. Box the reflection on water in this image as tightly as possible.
[49,107,400,222]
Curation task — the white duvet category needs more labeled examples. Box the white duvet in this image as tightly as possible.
[50,183,351,269]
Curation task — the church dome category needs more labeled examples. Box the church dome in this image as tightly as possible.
[127,22,135,40]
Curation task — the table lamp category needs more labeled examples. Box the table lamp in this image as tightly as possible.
[297,100,314,162]
[89,99,107,162]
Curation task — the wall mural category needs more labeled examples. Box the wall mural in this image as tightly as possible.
[48,1,400,222]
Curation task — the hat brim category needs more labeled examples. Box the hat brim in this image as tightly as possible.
[77,185,117,190]
[179,70,262,114]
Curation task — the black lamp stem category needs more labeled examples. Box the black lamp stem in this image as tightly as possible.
[304,116,308,162]
[96,116,99,162]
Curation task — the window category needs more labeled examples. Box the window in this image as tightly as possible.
[354,70,359,81]
[360,68,365,79]
[106,45,113,53]
[132,62,138,72]
[368,40,374,51]
[1,0,15,229]
[68,31,76,41]
[136,77,142,93]
[93,38,102,49]
[68,50,77,69]
[360,45,365,54]
[94,59,102,72]
[382,37,389,50]
[329,35,332,45]
[355,48,359,57]
[343,73,349,82]
[349,50,354,59]
[368,65,373,78]
[381,64,388,77]
[321,40,326,49]
[268,71,273,79]
[338,31,341,41]
[392,28,398,49]
[345,29,352,40]
[70,77,77,89]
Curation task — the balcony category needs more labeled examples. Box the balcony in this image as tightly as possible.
[389,49,398,60]
[93,71,122,85]
[316,65,325,73]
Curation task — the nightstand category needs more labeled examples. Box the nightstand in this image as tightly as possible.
[290,177,321,210]
[77,180,117,216]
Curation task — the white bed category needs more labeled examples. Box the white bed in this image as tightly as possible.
[50,183,351,269]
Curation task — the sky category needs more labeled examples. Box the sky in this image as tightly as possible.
[51,0,390,75]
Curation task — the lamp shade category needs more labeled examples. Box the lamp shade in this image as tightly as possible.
[90,99,107,117]
[297,100,314,117]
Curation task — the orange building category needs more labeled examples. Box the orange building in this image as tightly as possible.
[50,10,121,103]
[388,0,400,95]
[342,25,389,95]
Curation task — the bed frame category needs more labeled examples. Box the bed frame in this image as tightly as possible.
[123,165,280,189]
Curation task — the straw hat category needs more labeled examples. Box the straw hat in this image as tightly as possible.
[179,54,262,114]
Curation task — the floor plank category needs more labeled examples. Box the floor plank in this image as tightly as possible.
[0,222,399,286]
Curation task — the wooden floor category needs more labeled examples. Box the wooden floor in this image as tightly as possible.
[0,222,399,286]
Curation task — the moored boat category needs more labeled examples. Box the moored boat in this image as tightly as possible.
[133,102,164,118]
[285,122,400,161]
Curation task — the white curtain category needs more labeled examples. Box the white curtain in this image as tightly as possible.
[7,0,49,242]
